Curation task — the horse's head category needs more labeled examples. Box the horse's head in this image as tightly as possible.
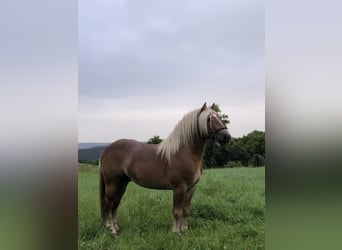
[198,102,231,145]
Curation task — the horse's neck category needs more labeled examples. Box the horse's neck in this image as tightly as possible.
[192,137,207,161]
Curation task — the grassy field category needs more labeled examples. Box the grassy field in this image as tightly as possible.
[78,163,265,250]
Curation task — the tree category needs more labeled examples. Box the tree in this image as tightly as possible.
[226,130,265,167]
[147,135,163,144]
[241,130,265,159]
[248,154,265,167]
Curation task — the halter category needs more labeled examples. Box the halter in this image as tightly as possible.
[213,126,227,135]
[208,112,227,135]
[197,111,227,137]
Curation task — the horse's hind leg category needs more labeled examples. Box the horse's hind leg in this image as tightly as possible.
[110,178,129,233]
[103,179,128,235]
[103,183,116,233]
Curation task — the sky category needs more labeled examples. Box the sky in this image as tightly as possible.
[78,0,264,143]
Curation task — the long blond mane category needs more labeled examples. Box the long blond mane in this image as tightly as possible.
[157,107,213,164]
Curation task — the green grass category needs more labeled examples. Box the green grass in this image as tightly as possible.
[78,163,265,249]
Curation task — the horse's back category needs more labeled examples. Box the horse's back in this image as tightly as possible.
[100,139,140,178]
[103,139,139,153]
[100,138,158,166]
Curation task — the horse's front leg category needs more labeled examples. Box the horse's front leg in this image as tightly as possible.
[180,186,196,232]
[172,184,187,233]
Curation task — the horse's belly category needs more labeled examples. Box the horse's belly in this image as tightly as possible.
[125,162,171,190]
[134,179,172,190]
[130,174,172,190]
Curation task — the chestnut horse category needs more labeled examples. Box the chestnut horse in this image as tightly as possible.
[99,103,231,235]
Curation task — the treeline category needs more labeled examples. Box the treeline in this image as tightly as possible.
[147,130,265,168]
[202,130,265,168]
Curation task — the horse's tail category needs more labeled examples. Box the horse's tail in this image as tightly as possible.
[99,156,105,221]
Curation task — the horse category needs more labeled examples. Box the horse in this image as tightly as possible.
[99,102,231,235]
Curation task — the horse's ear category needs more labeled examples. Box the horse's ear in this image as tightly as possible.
[200,102,207,112]
[210,103,216,109]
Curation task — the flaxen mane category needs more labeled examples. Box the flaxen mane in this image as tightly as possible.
[157,108,213,164]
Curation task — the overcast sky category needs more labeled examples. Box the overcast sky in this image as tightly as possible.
[78,0,264,143]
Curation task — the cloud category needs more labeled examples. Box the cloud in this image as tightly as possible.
[78,0,264,141]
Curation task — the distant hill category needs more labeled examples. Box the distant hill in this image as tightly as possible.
[78,145,108,163]
[78,141,147,163]
[78,143,111,150]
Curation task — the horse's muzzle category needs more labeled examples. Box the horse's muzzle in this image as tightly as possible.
[215,129,231,145]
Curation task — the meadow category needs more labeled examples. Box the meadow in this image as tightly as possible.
[78,163,265,249]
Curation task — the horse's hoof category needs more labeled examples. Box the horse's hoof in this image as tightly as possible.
[110,228,118,236]
[114,224,120,231]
